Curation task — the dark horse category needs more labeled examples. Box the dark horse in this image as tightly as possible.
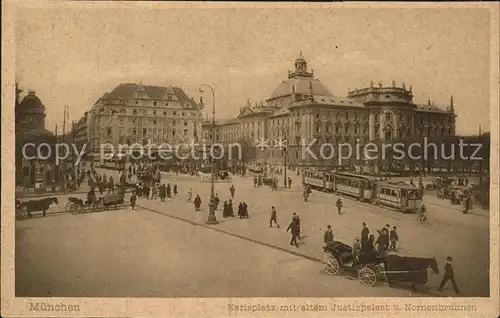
[21,197,59,218]
[383,255,439,292]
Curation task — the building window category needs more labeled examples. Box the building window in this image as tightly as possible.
[119,128,124,136]
[315,124,320,133]
[173,111,177,116]
[184,129,188,137]
[153,120,157,125]
[344,124,350,135]
[107,128,112,136]
[153,110,157,116]
[385,131,392,140]
[184,121,188,126]
[354,126,359,134]
[153,101,157,106]
[132,128,137,135]
[143,128,147,135]
[133,109,137,115]
[335,124,340,134]
[385,113,391,121]
[172,129,176,137]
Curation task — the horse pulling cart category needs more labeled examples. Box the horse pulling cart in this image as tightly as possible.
[322,241,439,291]
[65,192,125,214]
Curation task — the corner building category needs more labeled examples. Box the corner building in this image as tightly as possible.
[88,83,204,153]
[202,52,456,174]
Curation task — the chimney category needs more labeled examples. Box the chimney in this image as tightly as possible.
[450,95,455,113]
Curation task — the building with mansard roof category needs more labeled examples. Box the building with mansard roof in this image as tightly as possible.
[202,53,456,174]
[86,83,204,154]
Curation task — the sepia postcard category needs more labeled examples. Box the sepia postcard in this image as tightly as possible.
[1,1,499,317]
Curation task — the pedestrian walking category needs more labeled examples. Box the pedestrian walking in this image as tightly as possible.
[361,222,369,244]
[166,183,172,199]
[286,217,300,248]
[288,177,292,189]
[389,226,399,250]
[159,184,166,202]
[336,198,343,214]
[438,256,460,294]
[194,194,202,211]
[229,185,235,199]
[269,206,280,228]
[324,225,334,244]
[130,192,137,210]
[173,184,178,196]
[293,213,301,241]
[187,188,192,202]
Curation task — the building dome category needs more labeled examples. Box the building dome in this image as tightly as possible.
[268,78,334,100]
[267,52,334,102]
[16,90,46,115]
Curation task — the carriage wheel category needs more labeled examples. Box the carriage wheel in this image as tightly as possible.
[69,203,80,214]
[65,201,73,212]
[358,267,377,287]
[322,253,340,275]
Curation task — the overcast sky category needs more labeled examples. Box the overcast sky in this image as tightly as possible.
[15,6,491,135]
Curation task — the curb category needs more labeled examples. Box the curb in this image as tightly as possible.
[138,203,441,297]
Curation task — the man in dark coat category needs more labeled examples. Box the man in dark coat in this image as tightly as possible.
[286,217,300,248]
[242,202,249,218]
[269,206,280,228]
[130,192,137,210]
[324,225,334,244]
[238,202,244,218]
[361,222,370,244]
[173,184,178,196]
[389,226,399,250]
[159,184,166,202]
[193,194,202,211]
[223,201,229,218]
[228,199,234,217]
[229,185,235,199]
[438,256,460,294]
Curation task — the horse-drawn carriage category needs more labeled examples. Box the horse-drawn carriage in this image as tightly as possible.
[65,192,125,214]
[322,241,439,291]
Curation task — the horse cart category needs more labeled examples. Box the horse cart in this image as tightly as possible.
[322,241,439,291]
[65,192,125,214]
[65,197,103,213]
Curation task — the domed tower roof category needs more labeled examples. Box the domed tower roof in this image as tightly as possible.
[16,90,46,115]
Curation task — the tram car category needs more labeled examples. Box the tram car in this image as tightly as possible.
[332,172,379,202]
[303,169,335,192]
[303,170,424,213]
[374,180,423,213]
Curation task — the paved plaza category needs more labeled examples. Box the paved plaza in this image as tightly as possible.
[15,168,490,297]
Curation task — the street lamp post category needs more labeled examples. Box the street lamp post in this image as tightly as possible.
[199,84,219,225]
[283,146,287,188]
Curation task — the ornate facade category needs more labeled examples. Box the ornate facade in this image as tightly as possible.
[15,87,57,191]
[202,52,456,172]
[88,83,204,153]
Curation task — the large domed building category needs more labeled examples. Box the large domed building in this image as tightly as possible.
[202,52,457,174]
[15,86,56,192]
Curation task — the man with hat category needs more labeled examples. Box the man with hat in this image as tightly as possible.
[438,256,460,294]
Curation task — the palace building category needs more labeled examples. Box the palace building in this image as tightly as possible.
[202,52,456,173]
[87,83,204,153]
